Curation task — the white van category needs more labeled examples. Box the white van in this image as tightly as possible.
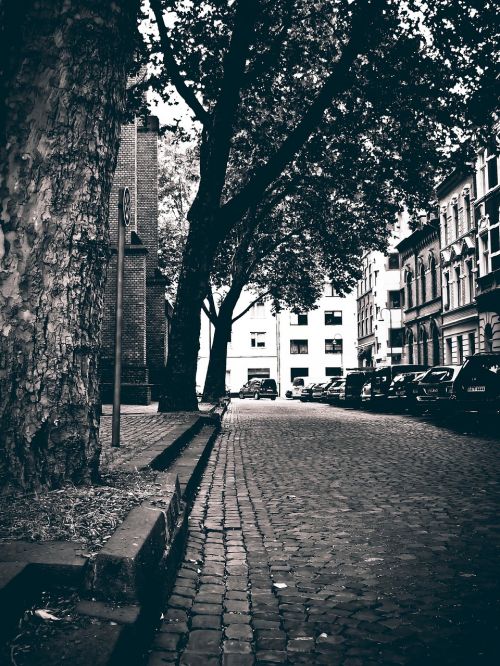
[289,377,324,399]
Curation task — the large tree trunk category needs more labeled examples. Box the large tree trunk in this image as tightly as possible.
[0,1,138,493]
[158,216,219,412]
[202,285,243,403]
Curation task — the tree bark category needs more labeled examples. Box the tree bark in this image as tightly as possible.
[158,215,219,411]
[0,0,138,493]
[202,284,244,403]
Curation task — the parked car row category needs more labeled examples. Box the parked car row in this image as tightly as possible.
[290,353,500,415]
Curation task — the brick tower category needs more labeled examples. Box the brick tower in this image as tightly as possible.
[100,115,167,404]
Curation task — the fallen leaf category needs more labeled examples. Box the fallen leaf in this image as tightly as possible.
[35,609,60,621]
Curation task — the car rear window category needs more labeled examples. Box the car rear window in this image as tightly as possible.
[465,356,500,374]
[261,379,277,389]
[424,368,456,383]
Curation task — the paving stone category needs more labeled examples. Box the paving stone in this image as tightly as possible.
[153,402,500,666]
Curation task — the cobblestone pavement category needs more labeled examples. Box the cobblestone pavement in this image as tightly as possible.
[148,400,500,665]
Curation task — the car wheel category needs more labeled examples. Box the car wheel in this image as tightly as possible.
[271,397,276,401]
[254,392,260,400]
[239,392,244,399]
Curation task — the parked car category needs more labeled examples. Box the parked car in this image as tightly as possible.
[360,380,372,405]
[311,381,331,401]
[370,364,429,409]
[290,376,308,399]
[453,352,500,412]
[300,382,318,402]
[387,371,427,410]
[327,378,346,404]
[416,366,462,409]
[344,370,374,407]
[239,378,278,400]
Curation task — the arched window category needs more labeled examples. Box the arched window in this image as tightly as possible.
[420,262,427,304]
[431,322,440,365]
[406,329,414,363]
[429,255,438,299]
[406,271,413,308]
[420,326,429,366]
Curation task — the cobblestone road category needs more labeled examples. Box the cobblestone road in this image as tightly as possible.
[148,400,500,665]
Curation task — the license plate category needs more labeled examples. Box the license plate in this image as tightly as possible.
[426,387,438,393]
[467,386,485,392]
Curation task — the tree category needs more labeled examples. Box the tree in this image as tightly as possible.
[148,0,497,411]
[201,140,400,401]
[0,1,140,492]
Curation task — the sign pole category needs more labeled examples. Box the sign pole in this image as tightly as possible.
[112,187,130,448]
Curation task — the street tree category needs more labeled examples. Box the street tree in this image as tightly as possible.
[0,1,140,492]
[148,0,498,411]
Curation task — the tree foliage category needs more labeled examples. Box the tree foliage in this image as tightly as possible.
[146,0,498,410]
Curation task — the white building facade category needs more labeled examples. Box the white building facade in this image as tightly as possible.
[197,284,358,397]
[357,212,411,367]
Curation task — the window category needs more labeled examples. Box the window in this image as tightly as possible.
[325,367,342,376]
[389,328,404,348]
[325,337,343,354]
[457,335,464,364]
[290,339,308,354]
[248,368,270,380]
[250,302,265,318]
[406,271,413,308]
[484,323,493,352]
[388,253,399,270]
[455,267,462,307]
[324,283,336,296]
[446,338,453,363]
[406,329,414,363]
[452,200,459,239]
[325,310,342,325]
[430,255,438,299]
[444,272,450,310]
[479,232,489,276]
[291,368,308,381]
[466,260,474,303]
[441,209,448,246]
[477,148,499,198]
[251,332,266,348]
[468,332,476,356]
[464,191,472,231]
[388,290,401,309]
[290,313,308,325]
[421,327,429,366]
[420,263,427,304]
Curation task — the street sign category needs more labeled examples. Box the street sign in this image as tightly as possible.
[120,187,131,227]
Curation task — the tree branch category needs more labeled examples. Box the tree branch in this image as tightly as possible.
[201,301,216,325]
[232,291,271,324]
[149,0,210,126]
[220,0,387,228]
[196,0,261,201]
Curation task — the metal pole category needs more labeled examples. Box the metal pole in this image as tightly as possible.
[112,187,130,447]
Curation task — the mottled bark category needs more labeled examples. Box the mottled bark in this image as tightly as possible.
[0,1,139,492]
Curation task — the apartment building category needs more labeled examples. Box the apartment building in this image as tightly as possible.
[396,216,442,366]
[437,169,479,364]
[357,212,411,367]
[197,284,357,396]
[474,145,500,352]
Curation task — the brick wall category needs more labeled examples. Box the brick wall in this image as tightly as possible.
[100,115,165,405]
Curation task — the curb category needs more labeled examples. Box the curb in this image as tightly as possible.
[1,407,225,664]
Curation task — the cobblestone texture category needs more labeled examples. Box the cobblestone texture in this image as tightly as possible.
[148,400,500,665]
